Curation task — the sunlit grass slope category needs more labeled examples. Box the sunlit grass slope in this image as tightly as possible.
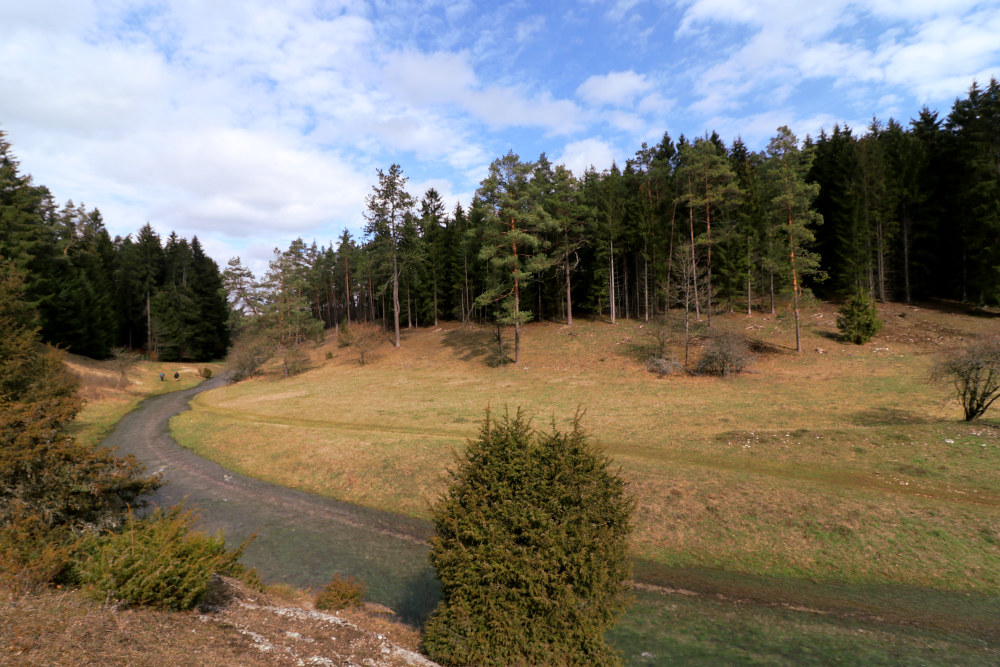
[172,302,1000,594]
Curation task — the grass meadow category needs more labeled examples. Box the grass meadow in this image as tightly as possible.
[167,300,1000,661]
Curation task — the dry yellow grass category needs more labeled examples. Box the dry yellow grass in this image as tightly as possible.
[171,302,1000,592]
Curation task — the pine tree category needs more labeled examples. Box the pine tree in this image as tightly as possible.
[364,164,415,348]
[677,136,742,327]
[764,127,823,353]
[474,152,554,364]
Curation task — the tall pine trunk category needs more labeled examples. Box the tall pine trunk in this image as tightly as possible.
[391,250,400,347]
[688,194,701,320]
[788,205,802,354]
[609,239,616,325]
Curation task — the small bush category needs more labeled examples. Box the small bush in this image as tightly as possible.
[314,573,365,610]
[646,356,681,378]
[696,330,755,376]
[325,351,333,360]
[201,367,213,379]
[837,291,883,344]
[73,506,256,611]
[337,324,354,348]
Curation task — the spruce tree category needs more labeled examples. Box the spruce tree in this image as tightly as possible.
[0,261,158,532]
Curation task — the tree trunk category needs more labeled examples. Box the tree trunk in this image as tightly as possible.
[344,256,351,326]
[665,201,677,308]
[643,252,649,323]
[769,269,775,315]
[391,250,400,347]
[624,257,629,320]
[788,206,802,354]
[902,210,912,304]
[705,198,713,329]
[463,255,471,324]
[609,239,616,325]
[688,197,701,320]
[565,246,573,326]
[406,283,412,329]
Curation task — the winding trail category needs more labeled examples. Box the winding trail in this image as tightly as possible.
[100,378,1000,645]
[100,377,440,624]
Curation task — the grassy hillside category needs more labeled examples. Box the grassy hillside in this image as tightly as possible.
[172,301,1000,602]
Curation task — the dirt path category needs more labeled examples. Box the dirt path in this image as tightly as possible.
[100,377,440,624]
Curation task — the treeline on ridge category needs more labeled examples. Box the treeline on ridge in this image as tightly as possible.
[0,134,229,360]
[228,79,999,361]
[3,79,997,363]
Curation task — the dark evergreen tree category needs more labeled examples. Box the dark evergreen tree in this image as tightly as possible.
[423,409,633,667]
[0,261,158,532]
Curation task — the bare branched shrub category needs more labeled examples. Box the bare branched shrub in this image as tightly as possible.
[227,334,273,382]
[348,322,383,365]
[696,329,755,376]
[111,347,142,387]
[932,338,1000,421]
[646,356,682,378]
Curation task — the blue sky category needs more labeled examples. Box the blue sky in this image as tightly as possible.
[2,0,998,275]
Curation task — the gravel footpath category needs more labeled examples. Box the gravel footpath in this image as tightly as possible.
[100,377,440,624]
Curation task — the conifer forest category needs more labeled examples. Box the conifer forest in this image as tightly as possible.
[2,79,998,362]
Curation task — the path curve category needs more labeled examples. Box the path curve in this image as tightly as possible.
[100,377,440,624]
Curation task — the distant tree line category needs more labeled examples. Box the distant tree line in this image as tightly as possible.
[5,79,997,362]
[0,133,229,360]
[227,79,998,363]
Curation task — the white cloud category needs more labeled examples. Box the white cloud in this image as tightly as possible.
[516,15,546,43]
[577,70,653,106]
[463,87,584,134]
[555,138,618,176]
[383,50,478,106]
[674,0,1000,134]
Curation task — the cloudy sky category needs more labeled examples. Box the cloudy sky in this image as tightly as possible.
[2,0,998,274]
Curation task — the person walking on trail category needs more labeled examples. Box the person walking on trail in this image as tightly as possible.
[159,371,165,382]
[174,371,180,381]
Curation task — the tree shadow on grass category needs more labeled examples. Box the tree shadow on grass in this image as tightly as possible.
[440,326,494,364]
[851,407,930,426]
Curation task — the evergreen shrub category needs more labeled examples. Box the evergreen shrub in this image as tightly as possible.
[837,291,883,344]
[314,573,365,610]
[423,408,633,666]
[73,506,257,610]
[201,367,213,379]
[0,505,76,592]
